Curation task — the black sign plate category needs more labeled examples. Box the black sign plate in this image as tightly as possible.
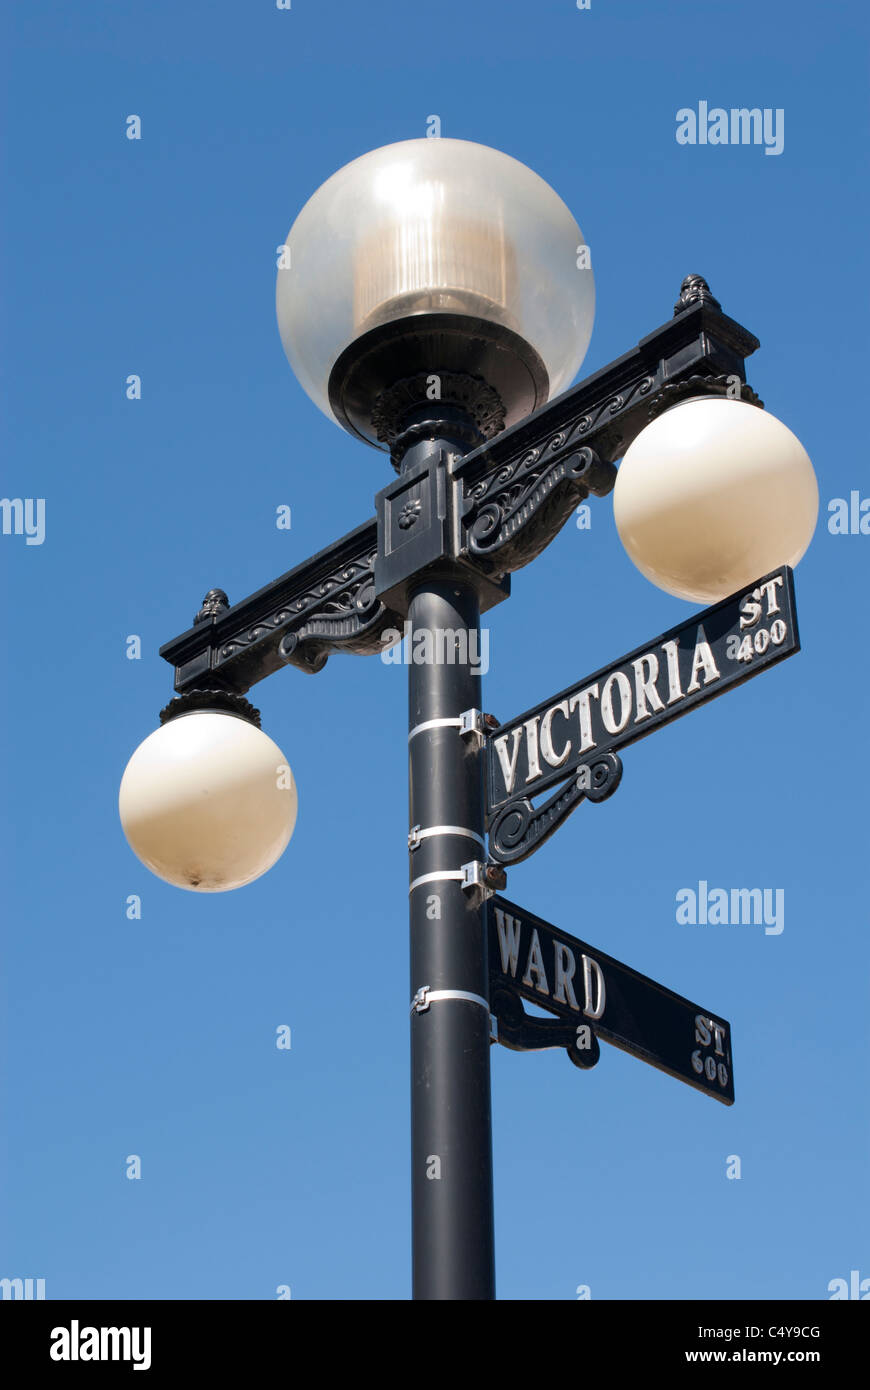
[489,896,734,1104]
[487,566,798,813]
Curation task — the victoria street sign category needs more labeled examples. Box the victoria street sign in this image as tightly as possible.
[487,566,798,814]
[489,897,734,1105]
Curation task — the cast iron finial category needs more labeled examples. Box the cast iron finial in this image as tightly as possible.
[674,275,722,316]
[193,588,230,624]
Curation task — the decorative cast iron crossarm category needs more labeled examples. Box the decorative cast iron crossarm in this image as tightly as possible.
[160,518,405,693]
[487,752,623,866]
[160,277,762,694]
[453,281,760,579]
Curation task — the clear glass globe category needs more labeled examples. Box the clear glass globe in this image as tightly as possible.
[119,712,298,892]
[613,397,818,603]
[276,137,595,430]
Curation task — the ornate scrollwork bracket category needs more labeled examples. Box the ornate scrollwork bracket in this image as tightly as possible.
[644,371,763,422]
[161,521,405,693]
[490,985,601,1070]
[453,275,761,582]
[220,543,401,679]
[259,547,390,675]
[487,752,623,867]
[462,444,618,575]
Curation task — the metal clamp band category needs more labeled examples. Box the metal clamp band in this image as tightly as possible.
[407,709,497,744]
[408,716,462,742]
[411,986,491,1016]
[409,861,501,896]
[408,824,487,851]
[408,868,466,893]
[460,708,501,742]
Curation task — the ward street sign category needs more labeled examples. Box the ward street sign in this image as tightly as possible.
[487,565,798,812]
[488,897,734,1105]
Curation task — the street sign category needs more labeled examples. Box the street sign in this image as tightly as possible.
[487,566,798,813]
[488,896,734,1104]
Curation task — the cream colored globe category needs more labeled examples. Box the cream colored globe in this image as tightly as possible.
[119,712,298,892]
[613,397,818,603]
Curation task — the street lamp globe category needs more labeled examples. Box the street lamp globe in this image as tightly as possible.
[276,137,595,449]
[613,396,818,603]
[119,711,298,892]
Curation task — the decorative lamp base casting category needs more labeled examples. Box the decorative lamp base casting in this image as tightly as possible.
[327,313,549,452]
[159,688,262,729]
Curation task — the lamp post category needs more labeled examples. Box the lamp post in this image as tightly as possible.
[119,137,818,1300]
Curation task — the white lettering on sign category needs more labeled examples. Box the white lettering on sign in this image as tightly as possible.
[685,624,720,693]
[553,941,578,1009]
[581,954,606,1019]
[493,728,523,796]
[522,928,549,995]
[600,671,633,734]
[568,683,600,757]
[490,624,727,800]
[632,653,666,722]
[692,1013,730,1090]
[494,907,522,976]
[661,639,684,704]
[492,906,605,1019]
[730,578,788,664]
[540,700,571,769]
[524,716,543,782]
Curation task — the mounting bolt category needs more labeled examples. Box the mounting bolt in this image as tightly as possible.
[485,863,507,891]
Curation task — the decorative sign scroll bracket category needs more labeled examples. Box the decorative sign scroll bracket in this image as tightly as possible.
[487,752,623,866]
[489,985,601,1071]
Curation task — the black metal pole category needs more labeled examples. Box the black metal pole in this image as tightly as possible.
[407,575,495,1300]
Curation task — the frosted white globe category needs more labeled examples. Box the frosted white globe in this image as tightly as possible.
[119,712,298,892]
[613,397,818,603]
[276,137,594,429]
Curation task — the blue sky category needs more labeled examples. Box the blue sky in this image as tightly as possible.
[1,0,867,1300]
